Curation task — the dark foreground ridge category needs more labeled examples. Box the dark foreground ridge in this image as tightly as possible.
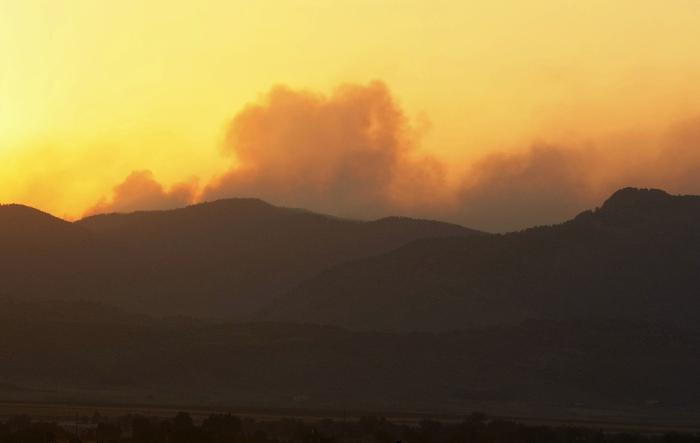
[1,299,699,413]
[4,410,700,443]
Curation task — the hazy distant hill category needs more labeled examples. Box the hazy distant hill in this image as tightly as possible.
[1,299,698,412]
[263,188,700,331]
[0,199,479,317]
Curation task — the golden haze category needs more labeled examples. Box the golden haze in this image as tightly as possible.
[2,1,700,230]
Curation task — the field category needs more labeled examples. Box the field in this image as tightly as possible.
[1,401,699,436]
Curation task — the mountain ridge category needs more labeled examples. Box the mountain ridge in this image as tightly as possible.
[3,189,700,411]
[263,187,700,331]
[0,197,481,318]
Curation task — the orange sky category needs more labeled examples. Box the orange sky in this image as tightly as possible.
[2,1,700,230]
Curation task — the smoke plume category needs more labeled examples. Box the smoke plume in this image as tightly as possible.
[87,82,700,231]
[85,170,197,216]
[201,81,446,218]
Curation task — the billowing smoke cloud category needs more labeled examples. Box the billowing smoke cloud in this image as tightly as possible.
[87,81,700,232]
[202,81,447,218]
[85,170,197,216]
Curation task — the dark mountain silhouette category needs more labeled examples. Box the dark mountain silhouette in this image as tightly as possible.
[263,188,700,331]
[0,204,88,246]
[0,205,96,298]
[0,198,479,317]
[1,299,699,413]
[3,190,700,414]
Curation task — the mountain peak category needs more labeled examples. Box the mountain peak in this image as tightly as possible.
[0,203,69,226]
[192,197,276,211]
[600,187,671,211]
[574,187,700,229]
[0,203,87,246]
[1,203,49,216]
